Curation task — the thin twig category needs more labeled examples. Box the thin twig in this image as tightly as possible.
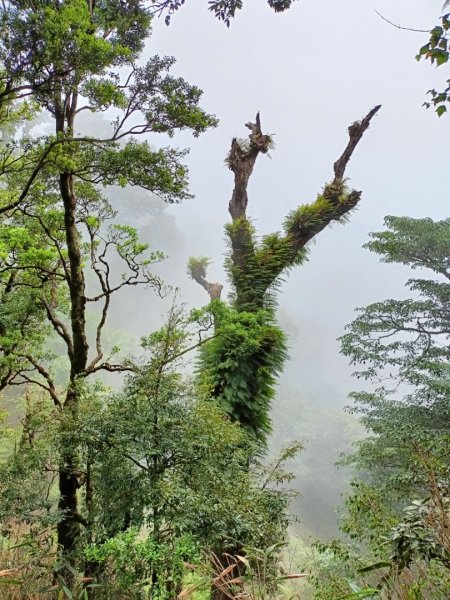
[375,10,430,34]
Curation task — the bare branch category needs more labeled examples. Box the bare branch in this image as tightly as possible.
[375,10,430,34]
[41,296,74,359]
[85,229,110,371]
[333,105,381,179]
[21,354,61,407]
[83,362,136,376]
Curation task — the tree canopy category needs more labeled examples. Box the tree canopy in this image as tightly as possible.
[314,216,450,598]
[0,0,217,569]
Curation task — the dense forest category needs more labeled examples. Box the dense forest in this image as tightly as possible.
[0,0,449,598]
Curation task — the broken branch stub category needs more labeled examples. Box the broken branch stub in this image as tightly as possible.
[228,112,272,220]
[333,104,381,180]
[188,261,223,300]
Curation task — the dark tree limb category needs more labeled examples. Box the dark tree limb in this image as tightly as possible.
[333,105,381,180]
[59,171,89,379]
[86,229,110,372]
[19,374,61,407]
[41,296,74,360]
[188,258,223,300]
[0,368,14,391]
[227,112,272,221]
[21,354,61,407]
[83,362,136,376]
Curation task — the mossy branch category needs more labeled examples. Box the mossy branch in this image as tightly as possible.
[187,256,223,299]
[224,106,381,308]
[283,105,381,257]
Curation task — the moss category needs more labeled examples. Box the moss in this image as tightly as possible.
[187,256,211,280]
[225,217,255,238]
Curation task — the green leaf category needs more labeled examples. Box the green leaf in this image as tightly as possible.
[435,52,449,66]
[0,578,24,585]
[337,590,379,600]
[357,561,391,573]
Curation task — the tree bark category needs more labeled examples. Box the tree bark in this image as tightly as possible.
[59,171,89,376]
[55,91,90,571]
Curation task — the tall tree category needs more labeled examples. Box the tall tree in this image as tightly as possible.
[304,217,450,600]
[341,216,450,496]
[341,215,450,398]
[189,107,380,444]
[336,216,450,595]
[0,0,216,564]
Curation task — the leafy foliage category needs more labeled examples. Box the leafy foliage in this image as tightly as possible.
[84,529,199,599]
[417,10,450,116]
[389,498,450,571]
[150,0,298,27]
[321,215,450,599]
[0,303,300,596]
[0,393,59,526]
[197,301,288,444]
[82,305,295,547]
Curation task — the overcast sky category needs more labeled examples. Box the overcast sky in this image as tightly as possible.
[112,0,449,535]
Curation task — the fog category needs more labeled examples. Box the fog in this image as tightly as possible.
[83,0,449,538]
